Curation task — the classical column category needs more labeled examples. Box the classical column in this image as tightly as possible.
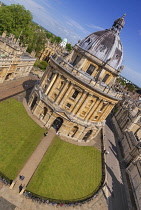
[71,91,87,115]
[55,80,69,104]
[59,82,74,106]
[45,73,58,95]
[75,93,89,115]
[100,104,114,121]
[47,74,60,97]
[87,98,102,120]
[85,99,98,120]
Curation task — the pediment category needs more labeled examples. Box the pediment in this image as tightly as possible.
[56,111,72,121]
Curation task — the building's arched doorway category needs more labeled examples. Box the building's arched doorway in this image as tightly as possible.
[31,96,37,110]
[51,117,63,131]
[82,130,92,142]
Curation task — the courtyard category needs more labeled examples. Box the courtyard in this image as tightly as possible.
[0,98,102,200]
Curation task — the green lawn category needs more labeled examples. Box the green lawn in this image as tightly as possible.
[0,98,45,180]
[27,136,102,200]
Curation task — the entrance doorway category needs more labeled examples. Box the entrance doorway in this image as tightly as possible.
[51,117,63,131]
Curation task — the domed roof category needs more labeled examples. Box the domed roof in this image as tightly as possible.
[79,15,126,69]
[63,38,68,43]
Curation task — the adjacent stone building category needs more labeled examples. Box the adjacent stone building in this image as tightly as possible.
[113,91,141,210]
[28,15,126,142]
[0,32,36,83]
[39,40,63,62]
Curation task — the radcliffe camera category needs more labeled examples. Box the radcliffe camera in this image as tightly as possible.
[0,1,141,210]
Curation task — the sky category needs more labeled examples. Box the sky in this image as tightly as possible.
[2,0,141,87]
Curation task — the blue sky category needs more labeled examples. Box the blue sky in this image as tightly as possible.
[2,0,141,87]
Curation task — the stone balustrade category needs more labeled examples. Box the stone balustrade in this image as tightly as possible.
[51,55,123,100]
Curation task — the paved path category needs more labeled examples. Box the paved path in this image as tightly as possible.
[104,117,130,210]
[12,127,56,192]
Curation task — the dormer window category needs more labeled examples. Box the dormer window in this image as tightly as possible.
[86,64,95,76]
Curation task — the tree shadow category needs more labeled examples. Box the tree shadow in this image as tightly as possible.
[22,79,39,102]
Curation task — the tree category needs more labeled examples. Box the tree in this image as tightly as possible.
[126,83,136,92]
[66,43,72,51]
[0,4,32,37]
[34,60,48,70]
[46,32,53,39]
[55,36,62,43]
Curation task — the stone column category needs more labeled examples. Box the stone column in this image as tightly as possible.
[84,98,97,120]
[87,99,101,121]
[59,83,74,106]
[100,104,114,121]
[55,80,69,104]
[71,91,87,115]
[40,71,48,87]
[75,94,89,115]
[47,74,60,97]
[45,73,58,95]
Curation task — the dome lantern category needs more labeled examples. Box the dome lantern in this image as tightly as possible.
[111,14,126,34]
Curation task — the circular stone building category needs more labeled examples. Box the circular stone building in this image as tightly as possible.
[28,15,125,142]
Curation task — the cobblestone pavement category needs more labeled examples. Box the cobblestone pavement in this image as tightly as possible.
[0,74,38,101]
[0,183,108,210]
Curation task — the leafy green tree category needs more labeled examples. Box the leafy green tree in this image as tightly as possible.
[46,32,53,39]
[55,36,62,43]
[0,4,32,37]
[50,37,56,43]
[126,83,136,92]
[66,43,72,51]
[34,60,48,70]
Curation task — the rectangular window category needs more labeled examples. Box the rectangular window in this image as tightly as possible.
[71,55,80,66]
[71,90,79,99]
[86,64,95,76]
[102,74,110,83]
[66,103,71,108]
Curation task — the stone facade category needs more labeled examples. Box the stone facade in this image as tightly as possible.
[0,32,36,83]
[28,16,126,142]
[114,92,141,210]
[39,40,65,62]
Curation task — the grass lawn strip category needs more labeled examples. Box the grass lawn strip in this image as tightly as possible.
[0,98,45,179]
[27,136,102,200]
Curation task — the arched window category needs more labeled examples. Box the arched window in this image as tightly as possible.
[82,130,92,142]
[69,126,78,137]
